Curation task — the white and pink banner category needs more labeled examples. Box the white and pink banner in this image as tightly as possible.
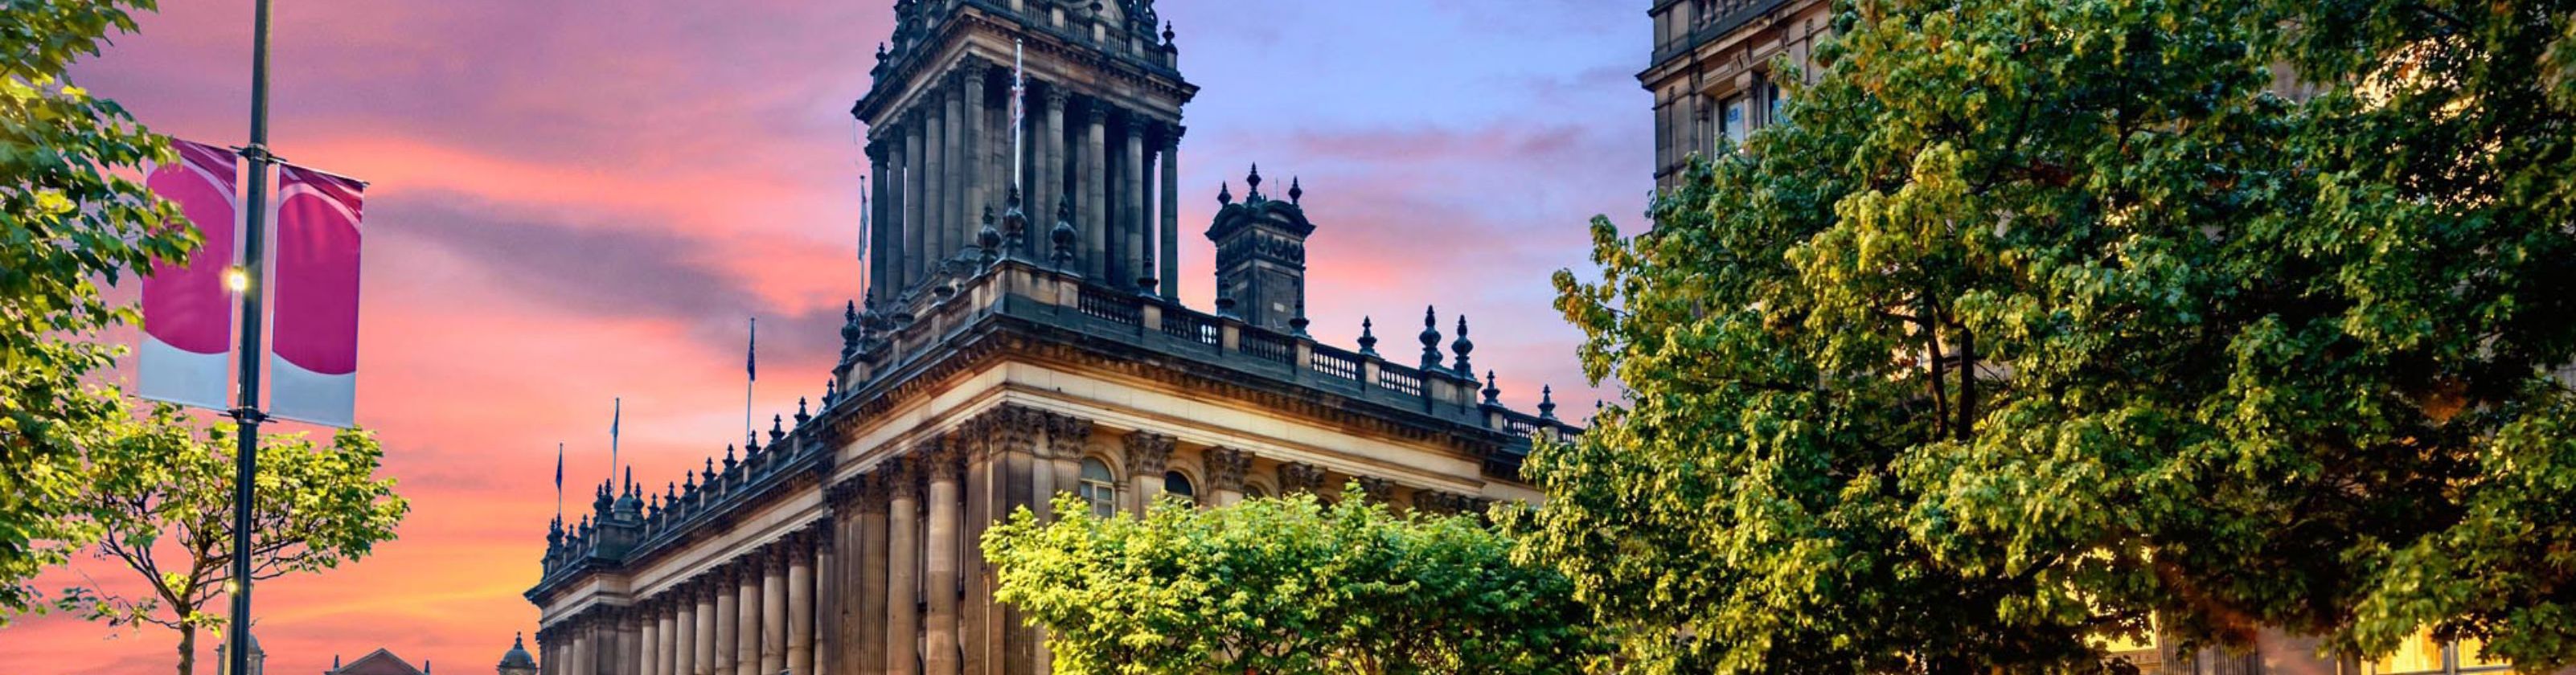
[269,164,367,428]
[137,140,240,410]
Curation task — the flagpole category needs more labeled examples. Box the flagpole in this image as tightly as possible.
[1012,39,1025,195]
[222,0,274,673]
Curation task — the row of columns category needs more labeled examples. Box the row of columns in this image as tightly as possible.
[539,527,831,675]
[536,405,1503,675]
[866,59,1183,302]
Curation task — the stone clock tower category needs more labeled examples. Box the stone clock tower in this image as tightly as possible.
[854,0,1200,302]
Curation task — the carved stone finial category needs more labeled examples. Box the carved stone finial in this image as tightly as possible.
[1483,370,1501,405]
[769,415,786,444]
[1163,21,1175,44]
[1539,386,1558,421]
[1245,164,1263,198]
[1357,316,1378,356]
[1288,176,1302,204]
[1289,301,1311,337]
[795,397,811,425]
[1214,280,1238,317]
[1003,186,1028,253]
[1051,197,1078,269]
[723,444,738,471]
[1419,306,1444,370]
[977,205,1003,266]
[1216,181,1233,207]
[1451,315,1475,374]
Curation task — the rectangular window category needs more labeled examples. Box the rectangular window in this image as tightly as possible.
[1721,95,1748,145]
[1765,80,1783,126]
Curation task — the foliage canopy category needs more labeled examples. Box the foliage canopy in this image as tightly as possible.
[0,0,188,623]
[1517,0,2576,671]
[986,489,1607,675]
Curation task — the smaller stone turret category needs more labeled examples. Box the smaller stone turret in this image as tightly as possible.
[1206,164,1315,333]
[498,632,538,675]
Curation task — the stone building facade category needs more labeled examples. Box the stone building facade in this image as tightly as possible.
[523,2,1574,675]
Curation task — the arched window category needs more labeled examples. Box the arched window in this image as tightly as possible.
[1243,485,1269,500]
[1079,458,1118,518]
[1163,470,1195,503]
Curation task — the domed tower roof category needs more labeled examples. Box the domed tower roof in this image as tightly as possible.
[498,632,538,671]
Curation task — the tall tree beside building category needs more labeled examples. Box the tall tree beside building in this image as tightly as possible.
[53,403,408,675]
[1517,0,2576,671]
[987,489,1607,674]
[0,0,192,624]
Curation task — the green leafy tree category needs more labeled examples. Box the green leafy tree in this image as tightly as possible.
[985,489,1606,674]
[1,0,191,623]
[1516,0,2576,672]
[55,403,408,675]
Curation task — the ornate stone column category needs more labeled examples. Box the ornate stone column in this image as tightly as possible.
[980,407,1046,675]
[764,542,790,674]
[568,618,590,675]
[924,439,964,675]
[793,527,820,675]
[713,570,738,675]
[1028,419,1057,521]
[924,91,949,276]
[662,597,682,675]
[1207,447,1251,505]
[869,141,891,297]
[696,575,720,675]
[1044,414,1091,512]
[738,552,765,675]
[859,473,892,675]
[1123,111,1148,289]
[887,458,922,675]
[642,603,662,675]
[675,585,698,675]
[958,62,987,256]
[1040,87,1067,262]
[1122,432,1173,514]
[1082,99,1109,278]
[904,111,928,287]
[945,68,971,267]
[1158,124,1182,297]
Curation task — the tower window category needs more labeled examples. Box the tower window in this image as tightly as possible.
[1079,458,1118,518]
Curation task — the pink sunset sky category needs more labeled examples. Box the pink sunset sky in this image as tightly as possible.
[4,1,1647,672]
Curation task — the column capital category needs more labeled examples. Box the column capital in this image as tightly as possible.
[1045,412,1094,460]
[1206,447,1251,492]
[1043,84,1071,108]
[1356,476,1395,504]
[859,470,893,513]
[952,58,989,83]
[1121,432,1174,476]
[766,541,792,574]
[925,435,966,481]
[1161,121,1186,150]
[1278,461,1327,494]
[888,454,924,500]
[810,519,835,553]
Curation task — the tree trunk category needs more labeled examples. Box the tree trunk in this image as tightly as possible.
[177,625,196,675]
[1955,325,1976,443]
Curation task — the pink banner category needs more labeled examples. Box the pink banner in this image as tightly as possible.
[137,139,240,410]
[269,164,367,428]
